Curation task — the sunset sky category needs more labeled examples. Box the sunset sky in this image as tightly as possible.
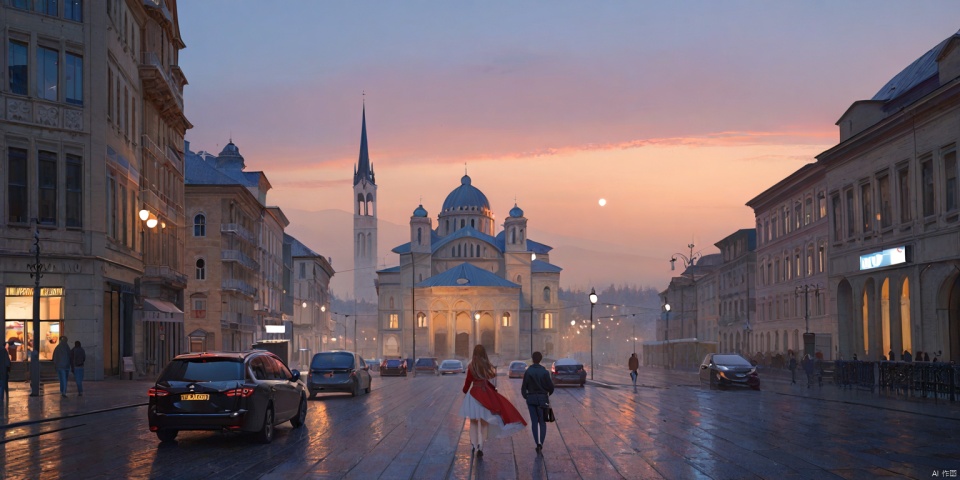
[176,2,960,296]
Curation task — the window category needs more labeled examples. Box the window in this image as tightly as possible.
[64,53,83,105]
[193,298,206,318]
[898,167,911,224]
[501,312,511,327]
[818,244,825,273]
[38,150,57,225]
[542,313,553,329]
[65,154,82,227]
[831,194,841,241]
[794,201,802,230]
[861,183,872,233]
[543,287,551,303]
[818,192,827,220]
[922,158,935,217]
[193,214,205,236]
[845,189,855,237]
[417,312,427,328]
[804,197,812,225]
[945,150,958,213]
[878,174,891,228]
[8,147,28,223]
[781,206,789,235]
[65,0,82,21]
[806,245,814,276]
[299,263,306,279]
[388,314,399,329]
[36,46,58,101]
[39,0,57,16]
[8,40,28,95]
[195,259,205,280]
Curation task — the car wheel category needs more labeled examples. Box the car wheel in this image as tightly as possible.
[291,396,307,428]
[351,379,359,397]
[365,378,371,394]
[309,390,317,400]
[256,406,275,444]
[156,429,178,442]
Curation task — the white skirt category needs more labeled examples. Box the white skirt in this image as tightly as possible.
[459,393,525,439]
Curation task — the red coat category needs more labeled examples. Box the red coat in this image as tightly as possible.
[462,368,526,427]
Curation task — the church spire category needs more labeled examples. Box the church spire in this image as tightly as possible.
[354,104,375,186]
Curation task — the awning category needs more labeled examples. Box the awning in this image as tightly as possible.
[141,298,184,322]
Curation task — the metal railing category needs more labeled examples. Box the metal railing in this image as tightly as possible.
[221,223,257,245]
[221,249,259,271]
[221,279,257,297]
[831,360,959,402]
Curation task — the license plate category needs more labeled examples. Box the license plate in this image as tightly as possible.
[181,393,209,401]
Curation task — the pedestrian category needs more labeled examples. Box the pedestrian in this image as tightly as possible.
[460,345,526,458]
[889,350,896,362]
[902,350,912,362]
[70,340,86,396]
[52,336,71,397]
[801,354,816,388]
[628,353,639,386]
[521,351,554,454]
[788,353,798,384]
[0,342,10,401]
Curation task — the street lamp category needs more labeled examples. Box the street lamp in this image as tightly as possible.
[795,284,821,357]
[529,252,536,357]
[670,243,703,341]
[589,287,598,380]
[663,303,671,368]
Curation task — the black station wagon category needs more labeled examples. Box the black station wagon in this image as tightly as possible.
[148,350,308,443]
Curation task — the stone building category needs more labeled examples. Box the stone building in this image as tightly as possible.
[713,229,757,355]
[375,175,563,362]
[747,163,833,359]
[819,30,960,362]
[287,234,334,370]
[1,0,190,379]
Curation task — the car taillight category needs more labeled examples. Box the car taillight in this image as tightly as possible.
[148,387,170,397]
[225,387,255,397]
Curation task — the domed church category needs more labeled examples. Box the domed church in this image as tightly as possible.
[375,174,563,362]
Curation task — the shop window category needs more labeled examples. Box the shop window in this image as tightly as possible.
[4,286,64,362]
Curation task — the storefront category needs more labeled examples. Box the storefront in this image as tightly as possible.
[4,286,65,362]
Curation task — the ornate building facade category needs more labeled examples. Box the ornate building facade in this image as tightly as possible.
[375,175,562,362]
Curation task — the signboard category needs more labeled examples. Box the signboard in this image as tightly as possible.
[859,246,909,271]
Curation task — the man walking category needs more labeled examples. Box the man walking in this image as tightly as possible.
[53,336,71,397]
[628,353,639,386]
[788,353,797,384]
[70,340,85,396]
[521,351,554,454]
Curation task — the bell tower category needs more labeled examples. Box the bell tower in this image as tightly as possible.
[353,104,378,302]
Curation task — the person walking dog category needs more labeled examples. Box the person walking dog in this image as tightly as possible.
[521,351,554,454]
[628,353,639,386]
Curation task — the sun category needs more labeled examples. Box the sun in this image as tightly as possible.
[598,198,607,207]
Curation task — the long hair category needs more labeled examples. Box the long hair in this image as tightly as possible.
[469,344,495,380]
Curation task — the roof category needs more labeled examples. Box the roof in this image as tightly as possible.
[441,175,490,212]
[354,105,375,186]
[285,234,321,257]
[416,263,520,288]
[377,265,401,273]
[871,36,952,103]
[532,259,562,273]
[185,151,243,185]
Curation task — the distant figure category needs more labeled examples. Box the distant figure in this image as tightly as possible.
[916,351,924,362]
[460,345,526,458]
[903,350,913,362]
[852,353,858,361]
[628,353,639,386]
[521,351,554,454]
[0,343,10,400]
[52,336,71,397]
[70,340,86,396]
[788,354,798,384]
[923,352,930,362]
[801,354,816,388]
[889,350,895,362]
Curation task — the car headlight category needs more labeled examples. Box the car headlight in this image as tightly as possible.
[717,365,729,371]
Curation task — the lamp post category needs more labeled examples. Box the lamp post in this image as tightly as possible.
[529,253,536,357]
[27,219,45,397]
[589,288,598,380]
[663,303,671,368]
[670,243,703,341]
[795,284,821,357]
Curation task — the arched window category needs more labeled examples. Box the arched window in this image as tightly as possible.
[511,227,516,244]
[501,312,511,327]
[460,219,465,228]
[365,193,374,216]
[195,258,205,280]
[417,227,422,245]
[543,287,551,303]
[193,214,205,237]
[417,312,427,328]
[901,278,912,354]
[357,193,365,216]
[471,219,475,228]
[542,313,553,329]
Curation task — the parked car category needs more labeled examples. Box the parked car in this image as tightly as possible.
[307,351,372,398]
[380,358,407,376]
[147,350,308,444]
[699,353,760,390]
[551,358,586,387]
[415,357,440,376]
[508,361,528,378]
[365,359,380,372]
[439,359,464,375]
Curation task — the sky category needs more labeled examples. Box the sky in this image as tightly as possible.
[176,2,960,296]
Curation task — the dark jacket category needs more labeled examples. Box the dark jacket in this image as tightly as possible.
[70,346,86,367]
[628,355,639,372]
[520,364,554,406]
[53,342,71,369]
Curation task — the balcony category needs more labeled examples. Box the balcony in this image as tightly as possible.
[222,249,259,271]
[139,51,184,115]
[221,279,257,298]
[221,223,256,245]
[143,265,188,288]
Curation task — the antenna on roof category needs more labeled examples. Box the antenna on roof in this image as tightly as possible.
[464,162,467,175]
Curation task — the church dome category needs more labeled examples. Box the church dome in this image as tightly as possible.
[216,140,246,170]
[509,203,524,218]
[413,204,428,217]
[441,175,490,212]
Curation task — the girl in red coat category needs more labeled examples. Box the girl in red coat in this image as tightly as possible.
[460,345,526,457]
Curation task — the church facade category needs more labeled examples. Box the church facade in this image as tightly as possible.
[375,175,563,362]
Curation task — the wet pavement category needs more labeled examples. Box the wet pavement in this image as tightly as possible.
[1,364,959,478]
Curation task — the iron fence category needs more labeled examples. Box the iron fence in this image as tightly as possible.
[830,360,959,401]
